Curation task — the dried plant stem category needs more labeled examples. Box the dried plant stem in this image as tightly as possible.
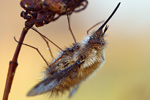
[3,24,34,100]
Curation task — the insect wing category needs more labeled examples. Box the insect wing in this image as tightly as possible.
[27,74,61,96]
[27,61,83,96]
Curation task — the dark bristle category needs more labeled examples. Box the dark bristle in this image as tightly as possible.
[98,2,121,30]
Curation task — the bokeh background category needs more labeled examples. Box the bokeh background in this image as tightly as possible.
[0,0,150,100]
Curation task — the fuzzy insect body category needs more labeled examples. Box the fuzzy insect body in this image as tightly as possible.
[27,2,120,97]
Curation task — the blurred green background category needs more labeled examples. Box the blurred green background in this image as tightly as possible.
[0,0,150,100]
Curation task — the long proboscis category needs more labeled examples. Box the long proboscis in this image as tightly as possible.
[98,2,121,30]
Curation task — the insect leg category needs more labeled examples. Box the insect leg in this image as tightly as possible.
[31,27,63,51]
[66,6,77,43]
[31,27,54,59]
[14,37,49,67]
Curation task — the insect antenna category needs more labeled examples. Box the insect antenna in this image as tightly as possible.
[66,5,77,43]
[14,37,49,66]
[87,20,104,34]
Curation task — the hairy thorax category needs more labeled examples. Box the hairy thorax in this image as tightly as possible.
[48,40,105,94]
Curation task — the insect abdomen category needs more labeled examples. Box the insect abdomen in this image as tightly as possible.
[50,57,105,95]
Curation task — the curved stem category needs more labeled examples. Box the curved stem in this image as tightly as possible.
[3,24,34,100]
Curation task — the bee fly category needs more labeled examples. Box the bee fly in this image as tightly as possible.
[26,2,121,98]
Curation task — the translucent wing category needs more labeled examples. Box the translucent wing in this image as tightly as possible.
[27,61,83,96]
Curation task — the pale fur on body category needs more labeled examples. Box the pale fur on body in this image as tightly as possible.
[27,2,120,97]
[50,30,106,90]
[27,29,106,97]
